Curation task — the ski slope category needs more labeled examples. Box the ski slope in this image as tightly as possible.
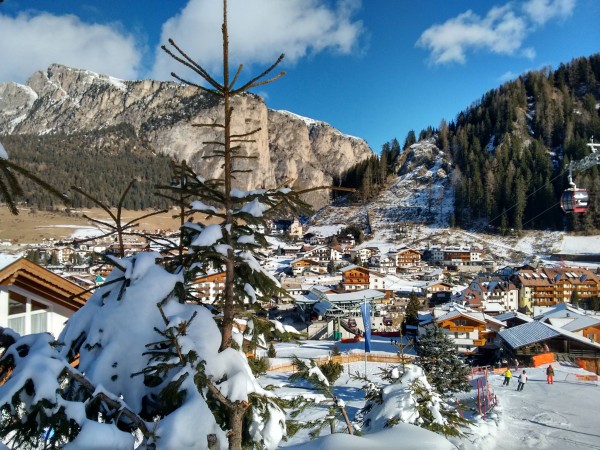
[261,340,600,449]
[459,363,600,450]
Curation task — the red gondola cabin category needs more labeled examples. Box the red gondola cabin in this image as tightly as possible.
[560,188,589,213]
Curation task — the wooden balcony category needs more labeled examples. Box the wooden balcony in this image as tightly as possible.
[533,300,558,307]
[473,339,486,346]
[448,325,475,333]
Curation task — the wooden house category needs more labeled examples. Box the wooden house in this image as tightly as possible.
[0,257,90,337]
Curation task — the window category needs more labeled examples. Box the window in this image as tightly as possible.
[7,291,49,335]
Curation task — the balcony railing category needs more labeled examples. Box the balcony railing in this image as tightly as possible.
[448,325,474,333]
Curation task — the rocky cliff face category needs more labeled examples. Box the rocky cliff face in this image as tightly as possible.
[0,64,373,207]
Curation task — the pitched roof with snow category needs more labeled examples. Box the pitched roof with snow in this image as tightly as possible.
[534,302,600,332]
[494,311,533,323]
[498,320,600,350]
[436,307,506,328]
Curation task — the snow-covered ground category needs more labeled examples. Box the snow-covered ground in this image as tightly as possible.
[261,340,600,449]
[463,363,600,450]
[558,235,600,255]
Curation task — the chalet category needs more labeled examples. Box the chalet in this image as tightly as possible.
[424,281,453,298]
[429,247,445,265]
[270,219,293,235]
[298,245,343,264]
[430,246,483,267]
[280,245,303,257]
[248,223,266,235]
[390,247,421,269]
[368,255,396,275]
[460,287,484,309]
[484,279,519,312]
[0,257,91,337]
[420,305,505,355]
[290,258,326,276]
[340,265,370,292]
[279,280,306,298]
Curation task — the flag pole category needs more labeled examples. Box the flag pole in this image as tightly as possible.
[364,297,367,376]
[360,296,371,377]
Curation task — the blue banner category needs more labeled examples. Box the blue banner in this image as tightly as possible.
[360,301,372,353]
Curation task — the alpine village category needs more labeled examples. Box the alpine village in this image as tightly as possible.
[0,2,599,450]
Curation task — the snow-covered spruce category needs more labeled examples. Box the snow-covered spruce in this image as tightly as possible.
[356,364,469,437]
[416,325,471,396]
[0,252,286,449]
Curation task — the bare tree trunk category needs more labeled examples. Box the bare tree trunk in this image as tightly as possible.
[228,403,248,450]
[220,0,235,354]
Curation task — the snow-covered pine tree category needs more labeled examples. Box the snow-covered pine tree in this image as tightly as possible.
[356,364,469,437]
[288,356,354,436]
[416,325,471,396]
[0,252,287,449]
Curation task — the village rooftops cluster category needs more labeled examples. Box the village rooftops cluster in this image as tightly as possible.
[1,221,600,370]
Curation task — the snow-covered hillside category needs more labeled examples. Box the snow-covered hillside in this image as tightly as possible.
[310,138,597,266]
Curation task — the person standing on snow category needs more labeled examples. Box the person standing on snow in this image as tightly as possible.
[517,370,528,391]
[503,368,512,386]
[546,365,555,384]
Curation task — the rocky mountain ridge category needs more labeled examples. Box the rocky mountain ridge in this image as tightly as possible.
[0,64,374,207]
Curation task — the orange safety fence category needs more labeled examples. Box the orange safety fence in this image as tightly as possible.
[574,374,599,382]
[532,352,554,367]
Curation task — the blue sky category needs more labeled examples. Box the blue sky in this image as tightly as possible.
[1,0,598,152]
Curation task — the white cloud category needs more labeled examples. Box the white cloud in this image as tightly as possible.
[416,5,526,65]
[417,0,576,65]
[151,0,364,81]
[521,47,536,60]
[0,12,142,83]
[523,0,575,26]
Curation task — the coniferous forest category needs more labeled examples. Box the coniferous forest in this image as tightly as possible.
[337,54,600,233]
[1,124,173,211]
